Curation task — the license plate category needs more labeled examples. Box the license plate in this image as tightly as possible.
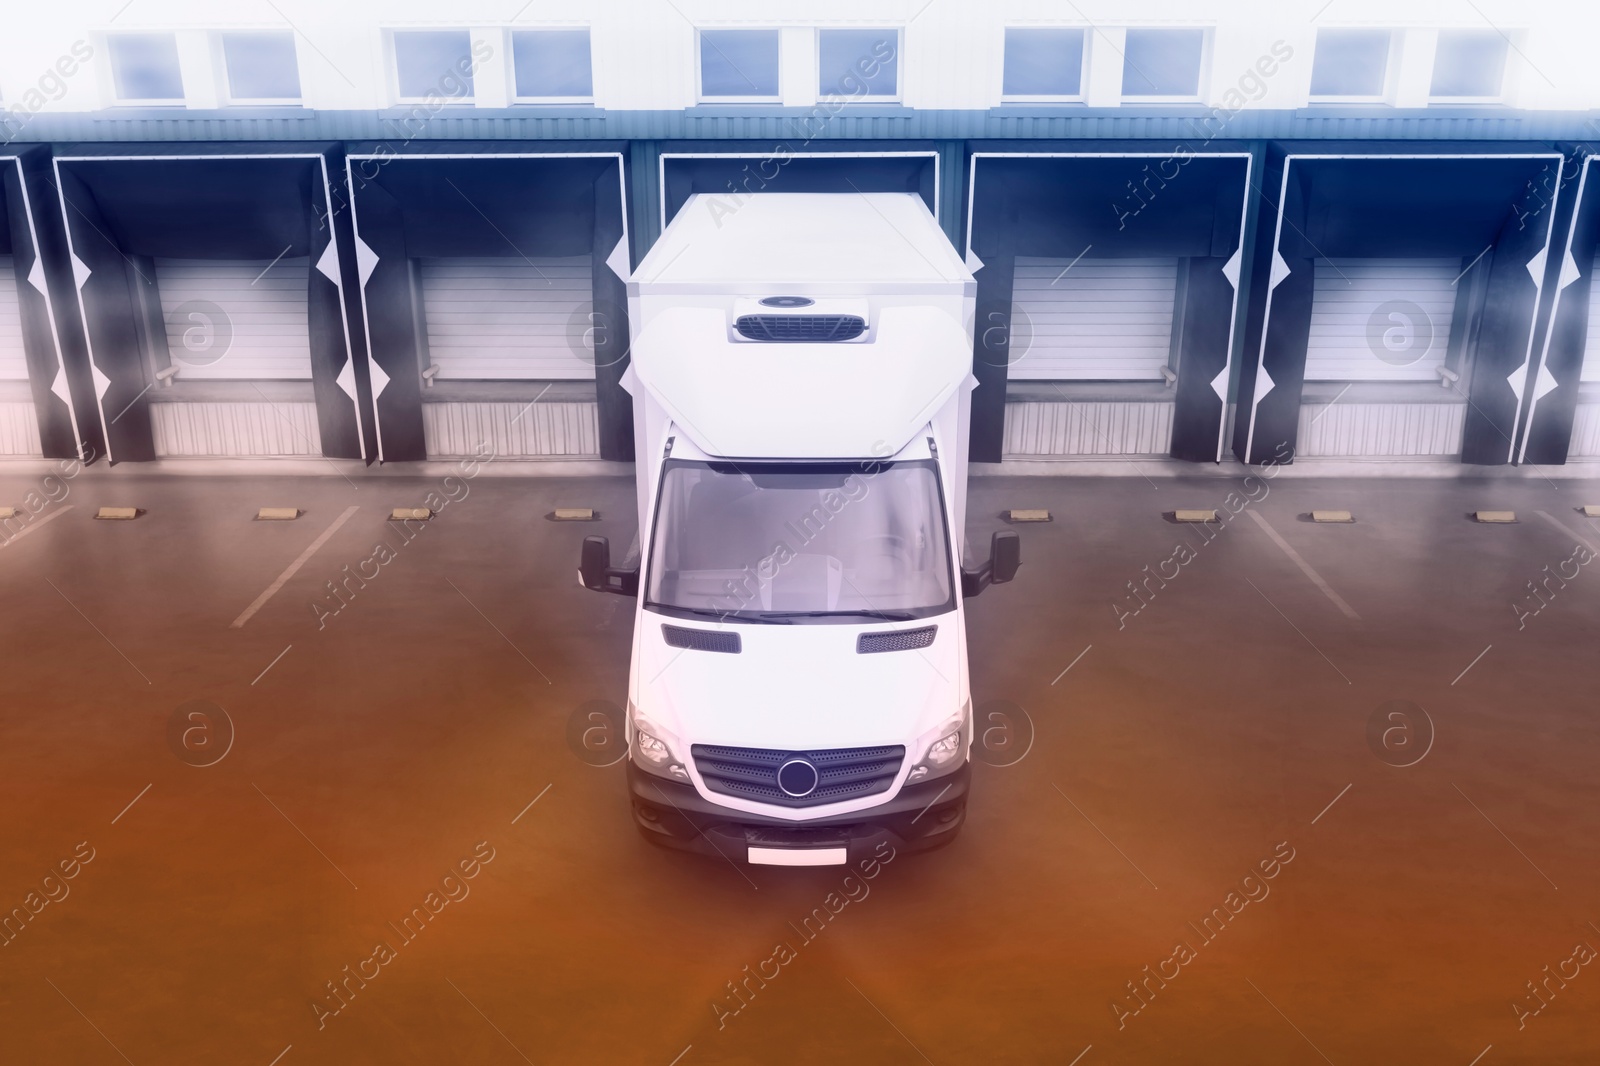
[747,846,847,866]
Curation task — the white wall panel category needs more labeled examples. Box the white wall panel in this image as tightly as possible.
[150,402,322,457]
[0,256,28,382]
[1010,257,1178,380]
[1305,258,1457,382]
[1294,402,1465,457]
[156,258,313,380]
[422,401,599,458]
[420,257,594,380]
[1002,400,1173,456]
[0,402,42,456]
[1570,403,1600,457]
[1583,252,1600,383]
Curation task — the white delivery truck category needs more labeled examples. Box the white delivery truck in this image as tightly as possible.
[579,192,1019,866]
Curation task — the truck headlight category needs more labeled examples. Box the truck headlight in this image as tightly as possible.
[923,730,963,766]
[907,705,969,783]
[630,703,689,781]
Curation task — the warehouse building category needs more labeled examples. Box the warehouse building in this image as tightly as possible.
[1,3,1597,471]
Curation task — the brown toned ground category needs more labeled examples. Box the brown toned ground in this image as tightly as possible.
[0,467,1596,1064]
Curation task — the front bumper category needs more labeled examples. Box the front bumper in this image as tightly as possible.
[627,760,970,863]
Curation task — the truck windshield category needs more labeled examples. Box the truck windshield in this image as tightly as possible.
[644,458,954,624]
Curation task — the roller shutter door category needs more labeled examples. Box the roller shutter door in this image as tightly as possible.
[155,258,312,380]
[420,256,593,380]
[1305,258,1456,381]
[1583,252,1600,382]
[0,256,27,381]
[1010,257,1178,380]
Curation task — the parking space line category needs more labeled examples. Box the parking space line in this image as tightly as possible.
[0,504,74,550]
[1534,510,1600,555]
[230,506,359,629]
[1244,510,1361,621]
[1245,578,1351,684]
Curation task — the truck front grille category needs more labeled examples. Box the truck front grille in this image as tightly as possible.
[690,744,904,808]
[734,314,867,342]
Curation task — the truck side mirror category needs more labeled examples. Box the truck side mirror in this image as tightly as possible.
[990,530,1021,584]
[961,530,1021,598]
[579,535,639,596]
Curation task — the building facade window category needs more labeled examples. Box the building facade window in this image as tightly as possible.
[392,29,475,102]
[220,32,301,103]
[1002,28,1087,100]
[107,33,184,102]
[511,28,593,101]
[698,29,780,101]
[1120,27,1206,100]
[1309,29,1392,100]
[1430,29,1508,101]
[817,28,899,99]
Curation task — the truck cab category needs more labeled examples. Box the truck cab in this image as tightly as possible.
[579,192,1018,866]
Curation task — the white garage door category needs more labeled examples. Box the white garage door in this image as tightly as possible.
[156,258,312,380]
[1583,251,1600,383]
[1009,257,1178,380]
[420,256,594,380]
[1305,258,1457,381]
[0,256,28,381]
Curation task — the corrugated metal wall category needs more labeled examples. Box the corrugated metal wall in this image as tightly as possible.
[12,109,1594,145]
[422,401,600,458]
[1570,404,1600,458]
[0,403,42,457]
[1295,403,1466,458]
[1586,254,1600,383]
[0,256,26,384]
[1002,401,1174,457]
[150,402,323,457]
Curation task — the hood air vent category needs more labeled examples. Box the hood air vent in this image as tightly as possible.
[735,314,866,342]
[662,624,741,654]
[857,626,937,654]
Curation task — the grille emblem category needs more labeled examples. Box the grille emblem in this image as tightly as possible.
[776,758,820,797]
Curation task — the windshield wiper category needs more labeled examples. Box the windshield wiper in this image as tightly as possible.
[642,603,793,624]
[764,609,921,621]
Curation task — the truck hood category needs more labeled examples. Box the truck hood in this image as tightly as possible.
[635,611,963,752]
